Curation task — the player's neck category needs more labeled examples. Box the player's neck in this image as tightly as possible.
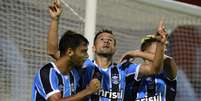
[55,56,72,75]
[95,55,113,69]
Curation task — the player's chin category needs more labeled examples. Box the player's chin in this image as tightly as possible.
[76,60,85,67]
[75,63,82,69]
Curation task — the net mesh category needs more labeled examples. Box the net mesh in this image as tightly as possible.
[168,25,201,101]
[0,0,201,101]
[0,0,85,100]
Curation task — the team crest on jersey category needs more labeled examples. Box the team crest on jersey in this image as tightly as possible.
[112,74,119,84]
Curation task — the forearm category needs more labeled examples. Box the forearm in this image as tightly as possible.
[152,42,165,73]
[48,78,100,101]
[121,50,154,62]
[135,51,154,61]
[47,19,60,60]
[61,88,93,101]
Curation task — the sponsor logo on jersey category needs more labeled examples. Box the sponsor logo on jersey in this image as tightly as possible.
[112,74,119,84]
[95,89,123,99]
[136,95,162,101]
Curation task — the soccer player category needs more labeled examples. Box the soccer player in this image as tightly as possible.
[32,31,100,101]
[120,34,177,101]
[46,0,168,100]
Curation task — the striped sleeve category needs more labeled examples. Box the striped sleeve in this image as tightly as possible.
[81,59,95,88]
[39,66,60,100]
[125,64,141,81]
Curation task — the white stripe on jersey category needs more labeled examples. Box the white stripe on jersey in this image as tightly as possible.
[62,76,66,97]
[134,64,141,81]
[35,82,43,99]
[49,68,55,91]
[45,90,60,100]
[109,68,112,101]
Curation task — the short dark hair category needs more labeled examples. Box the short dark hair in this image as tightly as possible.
[59,30,89,56]
[93,29,116,45]
[140,35,160,51]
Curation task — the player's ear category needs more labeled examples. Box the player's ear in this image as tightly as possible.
[66,48,74,56]
[92,45,96,52]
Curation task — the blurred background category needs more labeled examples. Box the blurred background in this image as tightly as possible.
[0,0,201,100]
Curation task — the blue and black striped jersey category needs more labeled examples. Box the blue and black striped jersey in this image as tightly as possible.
[32,62,80,101]
[124,73,177,101]
[82,59,141,101]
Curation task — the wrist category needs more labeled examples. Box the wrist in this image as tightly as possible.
[84,88,93,96]
[75,88,92,99]
[155,36,166,45]
[51,16,60,21]
[160,39,167,45]
[158,41,166,46]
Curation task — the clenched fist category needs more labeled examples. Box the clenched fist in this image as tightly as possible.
[87,79,101,94]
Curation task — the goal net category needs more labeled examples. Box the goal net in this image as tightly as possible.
[0,0,201,101]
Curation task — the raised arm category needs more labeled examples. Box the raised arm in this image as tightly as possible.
[120,44,177,80]
[48,79,100,101]
[119,50,154,62]
[139,20,167,76]
[47,0,61,60]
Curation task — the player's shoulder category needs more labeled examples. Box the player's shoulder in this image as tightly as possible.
[129,63,140,68]
[37,62,60,78]
[40,62,53,70]
[39,62,56,73]
[71,67,80,78]
[33,63,55,83]
[83,59,94,66]
[82,59,96,70]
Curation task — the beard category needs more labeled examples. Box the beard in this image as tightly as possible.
[96,50,114,57]
[94,45,116,57]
